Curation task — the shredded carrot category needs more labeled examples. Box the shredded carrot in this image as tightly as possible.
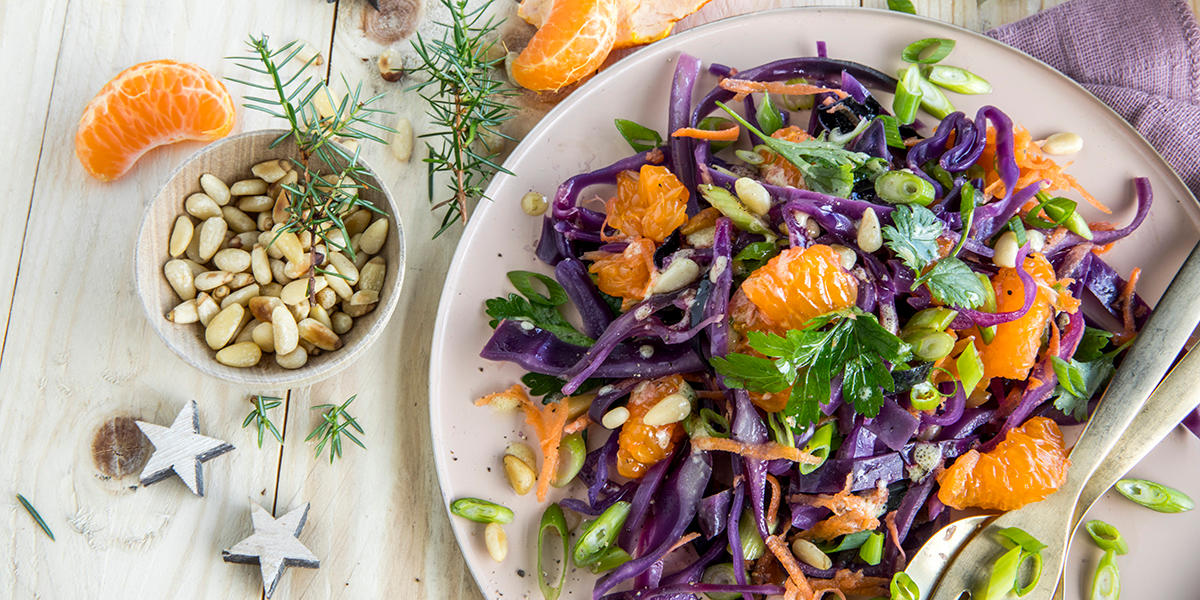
[476,384,568,502]
[671,125,740,141]
[784,580,802,600]
[811,570,890,598]
[564,414,590,434]
[692,436,821,464]
[766,474,782,528]
[719,78,849,101]
[1089,222,1118,254]
[884,512,906,565]
[1116,267,1142,345]
[793,476,889,540]
[979,125,1110,213]
[767,535,815,600]
[666,532,700,555]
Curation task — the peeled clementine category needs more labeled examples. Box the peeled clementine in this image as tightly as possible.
[605,165,689,242]
[585,237,656,307]
[75,60,235,182]
[975,253,1057,381]
[740,244,859,332]
[510,0,620,91]
[616,375,687,478]
[519,0,714,50]
[937,417,1070,511]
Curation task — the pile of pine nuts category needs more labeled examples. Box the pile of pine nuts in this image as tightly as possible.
[162,160,389,370]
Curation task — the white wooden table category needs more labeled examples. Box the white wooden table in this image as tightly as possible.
[2,1,1197,598]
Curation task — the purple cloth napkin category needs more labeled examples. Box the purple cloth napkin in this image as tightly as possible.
[987,0,1200,198]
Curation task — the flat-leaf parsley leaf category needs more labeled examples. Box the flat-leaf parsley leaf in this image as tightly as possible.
[882,204,942,272]
[485,270,594,347]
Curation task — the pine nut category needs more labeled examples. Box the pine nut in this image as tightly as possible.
[298,230,312,251]
[269,259,291,284]
[283,255,313,280]
[235,231,259,248]
[220,284,260,309]
[205,304,245,350]
[993,231,1019,268]
[298,318,342,350]
[312,84,339,121]
[231,272,255,289]
[271,305,300,355]
[272,190,290,225]
[857,207,882,253]
[196,293,219,327]
[275,347,308,369]
[601,406,630,429]
[292,38,325,66]
[331,311,353,334]
[184,192,222,219]
[310,303,333,329]
[324,265,354,300]
[504,442,537,468]
[251,321,275,352]
[502,454,536,496]
[360,219,388,255]
[249,296,284,323]
[250,245,271,285]
[350,290,379,306]
[260,282,283,298]
[791,538,832,570]
[290,299,311,321]
[325,228,348,252]
[199,173,231,206]
[521,192,547,216]
[180,259,207,276]
[234,320,258,344]
[390,116,413,162]
[168,215,194,258]
[272,228,305,264]
[251,159,288,183]
[650,258,700,294]
[1041,132,1082,156]
[326,252,359,285]
[238,194,274,213]
[359,257,386,293]
[215,341,262,367]
[685,226,716,248]
[230,178,268,196]
[643,393,692,426]
[344,210,372,237]
[211,285,230,302]
[256,212,274,232]
[197,217,228,261]
[315,287,337,310]
[484,522,508,562]
[1027,229,1046,252]
[342,301,376,318]
[211,248,250,273]
[184,230,204,262]
[281,277,326,305]
[195,270,233,291]
[830,244,857,270]
[166,299,199,324]
[222,206,257,233]
[735,177,772,216]
[164,259,196,300]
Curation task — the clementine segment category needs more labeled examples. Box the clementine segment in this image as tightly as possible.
[585,237,656,307]
[75,60,235,182]
[740,244,858,332]
[518,0,714,50]
[616,375,687,478]
[605,165,689,242]
[936,416,1070,510]
[975,253,1057,381]
[511,0,620,91]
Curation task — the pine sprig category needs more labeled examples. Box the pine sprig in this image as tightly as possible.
[306,395,366,463]
[242,395,284,448]
[410,0,517,238]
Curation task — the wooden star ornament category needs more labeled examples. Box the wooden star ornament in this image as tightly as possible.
[135,400,234,496]
[223,502,320,598]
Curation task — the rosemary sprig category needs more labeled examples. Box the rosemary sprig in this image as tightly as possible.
[242,395,284,448]
[227,35,395,295]
[16,494,54,541]
[410,0,517,238]
[306,395,366,463]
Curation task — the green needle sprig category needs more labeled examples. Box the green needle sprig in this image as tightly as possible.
[16,494,54,541]
[410,0,517,238]
[306,395,366,463]
[242,394,284,448]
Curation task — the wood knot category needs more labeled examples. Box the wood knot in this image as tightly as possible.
[91,417,151,479]
[362,0,420,45]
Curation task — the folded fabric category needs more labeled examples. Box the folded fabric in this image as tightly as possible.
[987,0,1200,197]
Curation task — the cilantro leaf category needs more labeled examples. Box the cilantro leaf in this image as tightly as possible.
[888,0,917,14]
[709,353,791,392]
[614,119,662,152]
[882,204,943,273]
[917,257,989,309]
[1074,327,1114,363]
[521,372,604,404]
[1052,356,1115,422]
[485,293,594,346]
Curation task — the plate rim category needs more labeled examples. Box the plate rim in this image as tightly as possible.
[427,6,1199,599]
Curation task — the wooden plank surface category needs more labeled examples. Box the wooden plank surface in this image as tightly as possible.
[2,0,1198,598]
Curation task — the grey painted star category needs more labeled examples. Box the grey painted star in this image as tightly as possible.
[135,400,234,496]
[223,502,320,598]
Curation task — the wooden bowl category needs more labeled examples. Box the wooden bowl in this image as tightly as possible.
[135,129,405,387]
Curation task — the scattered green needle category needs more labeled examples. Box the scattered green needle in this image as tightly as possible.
[242,395,284,448]
[16,494,54,541]
[306,394,366,463]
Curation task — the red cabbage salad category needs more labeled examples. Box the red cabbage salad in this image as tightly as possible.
[465,40,1152,600]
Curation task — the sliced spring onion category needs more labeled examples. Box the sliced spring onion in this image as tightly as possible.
[956,342,985,394]
[927,65,993,94]
[875,170,936,206]
[733,148,766,165]
[450,498,514,524]
[573,501,631,566]
[903,329,956,362]
[983,546,1023,600]
[1006,215,1028,247]
[756,93,784,136]
[701,563,744,600]
[973,273,998,344]
[685,407,730,439]
[909,381,942,411]
[552,432,587,487]
[698,184,773,236]
[817,530,872,553]
[911,70,956,119]
[1115,478,1195,513]
[766,412,795,448]
[859,531,885,565]
[800,421,836,475]
[1090,550,1120,600]
[698,116,737,152]
[922,160,955,189]
[737,510,766,560]
[950,181,977,257]
[1084,520,1128,555]
[1014,550,1043,597]
[860,157,891,182]
[876,115,905,149]
[904,308,959,334]
[995,527,1048,554]
[778,78,816,110]
[613,118,662,152]
[893,66,925,125]
[890,572,920,600]
[589,546,631,573]
[828,118,872,145]
[1028,191,1093,240]
[508,270,568,306]
[537,504,569,600]
[902,38,956,64]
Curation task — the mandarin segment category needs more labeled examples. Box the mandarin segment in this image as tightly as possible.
[936,416,1070,510]
[75,60,235,182]
[511,0,620,91]
[739,244,858,332]
[975,253,1057,381]
[605,165,689,242]
[518,0,713,50]
[616,375,687,478]
[586,237,656,307]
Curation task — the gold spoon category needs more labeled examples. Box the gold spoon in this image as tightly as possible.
[924,240,1200,600]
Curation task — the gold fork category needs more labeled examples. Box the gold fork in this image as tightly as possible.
[924,240,1200,600]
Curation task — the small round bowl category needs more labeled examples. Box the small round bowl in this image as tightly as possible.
[135,129,406,387]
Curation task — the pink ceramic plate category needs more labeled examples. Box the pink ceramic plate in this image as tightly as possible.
[430,7,1200,599]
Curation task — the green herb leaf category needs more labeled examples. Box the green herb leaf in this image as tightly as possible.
[507,270,568,306]
[1052,356,1115,421]
[733,241,781,272]
[951,181,977,257]
[614,118,663,152]
[919,257,990,309]
[485,294,594,346]
[756,94,784,136]
[883,204,943,273]
[888,0,917,15]
[522,372,604,403]
[1075,327,1115,363]
[709,353,792,392]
